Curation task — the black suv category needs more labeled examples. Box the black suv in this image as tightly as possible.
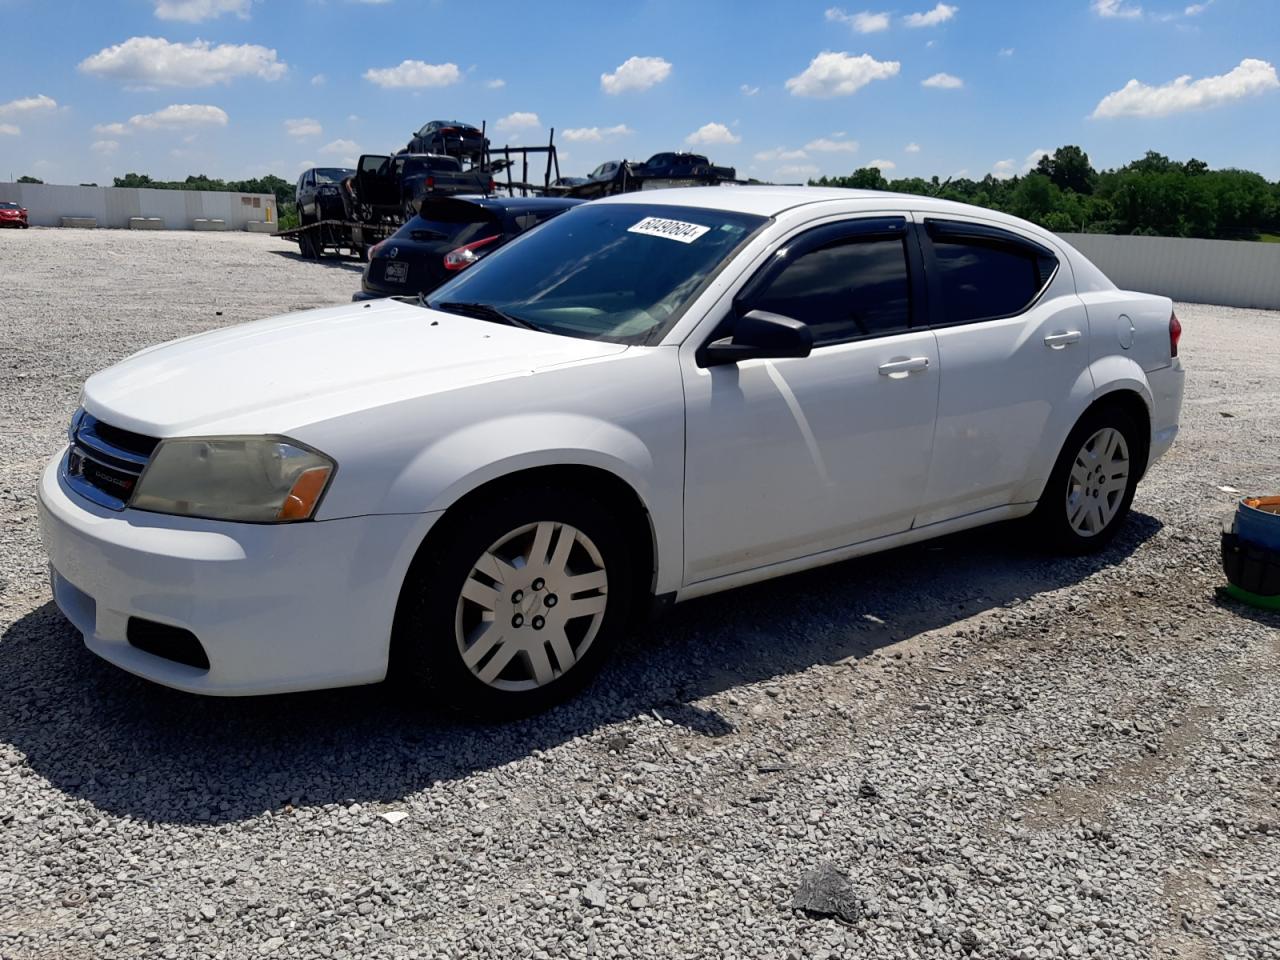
[635,152,736,181]
[406,120,488,161]
[295,167,354,223]
[356,195,581,301]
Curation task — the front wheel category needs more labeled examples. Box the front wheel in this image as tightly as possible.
[392,486,636,715]
[1032,405,1142,553]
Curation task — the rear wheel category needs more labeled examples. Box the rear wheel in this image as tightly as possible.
[392,485,636,716]
[1032,404,1142,553]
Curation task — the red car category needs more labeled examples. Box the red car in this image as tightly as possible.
[0,201,29,228]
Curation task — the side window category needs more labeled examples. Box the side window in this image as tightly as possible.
[748,234,912,346]
[927,220,1058,324]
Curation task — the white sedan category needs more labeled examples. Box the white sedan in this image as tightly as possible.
[38,187,1185,712]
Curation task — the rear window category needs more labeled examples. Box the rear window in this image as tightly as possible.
[405,156,462,174]
[397,201,499,246]
[0,202,19,209]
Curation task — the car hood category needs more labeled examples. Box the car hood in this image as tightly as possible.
[82,298,628,437]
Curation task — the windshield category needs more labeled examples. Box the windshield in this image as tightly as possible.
[314,168,352,184]
[427,203,766,344]
[0,202,19,209]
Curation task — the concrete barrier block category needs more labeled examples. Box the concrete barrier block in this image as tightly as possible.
[59,217,98,229]
[244,220,276,234]
[129,217,165,230]
[192,218,227,231]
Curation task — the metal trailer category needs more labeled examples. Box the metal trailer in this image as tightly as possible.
[278,126,562,260]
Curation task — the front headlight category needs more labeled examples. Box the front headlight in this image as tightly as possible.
[131,436,335,523]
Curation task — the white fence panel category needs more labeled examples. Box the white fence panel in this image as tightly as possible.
[1060,233,1280,310]
[0,183,276,230]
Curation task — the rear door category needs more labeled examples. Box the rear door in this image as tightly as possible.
[914,217,1093,526]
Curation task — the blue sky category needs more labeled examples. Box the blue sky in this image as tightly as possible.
[1,0,1278,187]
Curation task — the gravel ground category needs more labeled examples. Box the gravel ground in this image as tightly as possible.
[1,227,1277,960]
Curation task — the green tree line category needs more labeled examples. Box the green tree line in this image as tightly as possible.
[111,172,295,215]
[811,146,1280,241]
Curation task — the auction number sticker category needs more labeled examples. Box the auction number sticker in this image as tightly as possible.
[627,217,711,244]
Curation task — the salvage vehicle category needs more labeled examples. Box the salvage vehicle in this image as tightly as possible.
[39,187,1184,714]
[346,153,494,223]
[355,195,581,301]
[0,200,29,228]
[406,120,488,161]
[295,167,354,224]
[634,152,737,182]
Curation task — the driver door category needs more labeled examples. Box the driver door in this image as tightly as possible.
[680,216,940,584]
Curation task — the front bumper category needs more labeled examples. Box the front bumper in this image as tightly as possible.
[37,454,436,695]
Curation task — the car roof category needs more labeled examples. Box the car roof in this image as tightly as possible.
[424,195,583,212]
[589,185,1059,237]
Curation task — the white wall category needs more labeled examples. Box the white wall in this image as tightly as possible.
[1060,233,1280,311]
[0,182,276,229]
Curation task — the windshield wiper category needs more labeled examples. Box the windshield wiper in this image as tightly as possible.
[433,301,544,332]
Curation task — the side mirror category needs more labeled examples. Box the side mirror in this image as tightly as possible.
[698,309,813,367]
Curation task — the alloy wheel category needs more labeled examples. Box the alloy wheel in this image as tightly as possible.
[1065,427,1130,537]
[454,521,609,691]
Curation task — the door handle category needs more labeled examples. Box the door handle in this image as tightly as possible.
[877,357,930,376]
[1044,330,1082,348]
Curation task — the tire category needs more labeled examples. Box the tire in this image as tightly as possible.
[297,231,318,260]
[391,484,637,716]
[1031,404,1142,554]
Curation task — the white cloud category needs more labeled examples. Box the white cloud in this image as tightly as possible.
[1185,2,1211,14]
[805,136,859,153]
[154,0,251,22]
[685,122,741,145]
[320,138,359,155]
[903,2,957,27]
[755,147,811,162]
[991,158,1015,180]
[310,73,326,87]
[0,124,19,136]
[347,114,360,122]
[740,83,760,96]
[868,158,896,170]
[486,78,506,89]
[1092,57,1278,118]
[922,72,963,88]
[825,7,891,33]
[495,111,541,132]
[79,37,285,88]
[786,51,900,97]
[363,59,461,88]
[0,94,58,116]
[905,141,921,152]
[561,124,633,142]
[93,121,128,135]
[296,159,316,173]
[776,164,820,179]
[1023,147,1050,172]
[600,56,672,94]
[91,139,120,155]
[998,47,1015,56]
[284,117,322,138]
[126,104,228,130]
[1092,0,1142,17]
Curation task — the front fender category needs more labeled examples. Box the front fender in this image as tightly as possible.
[391,413,657,515]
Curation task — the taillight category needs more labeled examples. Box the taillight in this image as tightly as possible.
[487,179,496,194]
[443,234,501,271]
[368,241,386,262]
[426,176,435,191]
[1169,310,1182,358]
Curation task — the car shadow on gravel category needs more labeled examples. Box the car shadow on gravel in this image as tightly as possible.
[267,249,365,272]
[0,513,1162,825]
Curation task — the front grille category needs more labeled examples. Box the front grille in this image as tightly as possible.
[64,411,158,510]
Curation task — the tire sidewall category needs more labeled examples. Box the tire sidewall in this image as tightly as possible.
[394,486,636,715]
[1036,404,1142,553]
